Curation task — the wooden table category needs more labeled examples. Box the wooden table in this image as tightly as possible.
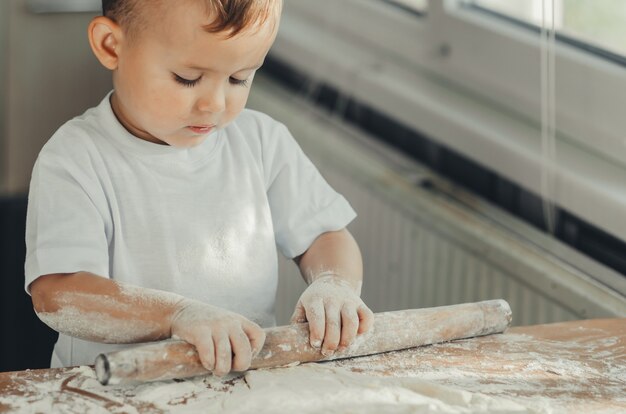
[1,318,624,413]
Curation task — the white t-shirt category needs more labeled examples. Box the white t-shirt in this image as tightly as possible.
[25,92,356,367]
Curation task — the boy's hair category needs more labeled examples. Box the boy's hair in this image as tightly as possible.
[102,0,281,38]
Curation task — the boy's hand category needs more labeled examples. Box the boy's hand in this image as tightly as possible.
[171,299,266,377]
[290,275,374,357]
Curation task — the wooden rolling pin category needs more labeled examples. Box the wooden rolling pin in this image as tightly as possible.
[95,299,511,385]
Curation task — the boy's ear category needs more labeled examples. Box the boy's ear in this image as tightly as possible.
[88,16,124,70]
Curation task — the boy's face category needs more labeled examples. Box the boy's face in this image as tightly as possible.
[109,2,278,148]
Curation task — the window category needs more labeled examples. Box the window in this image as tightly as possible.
[277,0,626,165]
[432,0,626,167]
[466,0,626,57]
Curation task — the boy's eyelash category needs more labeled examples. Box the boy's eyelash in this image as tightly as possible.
[229,77,249,87]
[173,73,249,88]
[174,74,201,88]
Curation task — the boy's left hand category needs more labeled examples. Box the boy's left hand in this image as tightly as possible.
[290,275,374,357]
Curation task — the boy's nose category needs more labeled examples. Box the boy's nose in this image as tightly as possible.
[196,87,226,114]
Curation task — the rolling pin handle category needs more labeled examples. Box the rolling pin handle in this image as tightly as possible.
[95,354,111,386]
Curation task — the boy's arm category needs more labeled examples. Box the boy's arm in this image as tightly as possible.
[291,229,374,357]
[30,272,265,376]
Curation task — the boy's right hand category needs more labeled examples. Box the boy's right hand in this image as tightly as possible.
[170,299,266,377]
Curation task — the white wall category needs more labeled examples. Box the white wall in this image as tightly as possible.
[1,0,112,194]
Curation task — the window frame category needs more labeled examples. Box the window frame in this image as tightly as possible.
[430,1,626,167]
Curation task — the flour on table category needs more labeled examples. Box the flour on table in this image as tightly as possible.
[0,366,138,414]
[0,363,534,413]
[222,364,533,414]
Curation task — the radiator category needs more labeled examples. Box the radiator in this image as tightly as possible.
[247,76,626,327]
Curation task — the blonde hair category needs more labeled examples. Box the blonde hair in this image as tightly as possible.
[102,0,281,38]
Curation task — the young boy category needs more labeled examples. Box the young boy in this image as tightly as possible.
[25,0,373,377]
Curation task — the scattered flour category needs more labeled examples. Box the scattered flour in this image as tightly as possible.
[0,364,535,414]
[221,364,533,414]
[333,331,626,413]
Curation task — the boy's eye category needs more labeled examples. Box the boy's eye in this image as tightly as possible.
[174,73,202,88]
[229,77,249,87]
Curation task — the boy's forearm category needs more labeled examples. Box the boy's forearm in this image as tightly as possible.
[296,229,363,294]
[30,271,185,344]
